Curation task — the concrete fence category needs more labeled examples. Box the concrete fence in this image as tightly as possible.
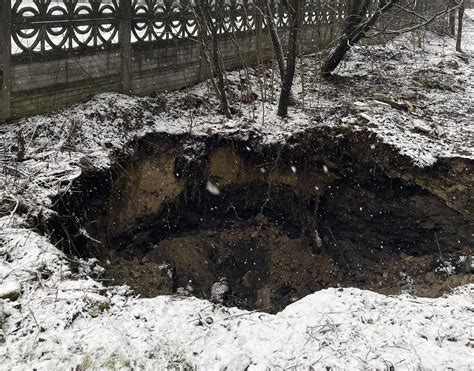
[0,0,450,122]
[0,0,347,122]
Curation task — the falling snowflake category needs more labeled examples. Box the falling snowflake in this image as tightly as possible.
[206,181,221,195]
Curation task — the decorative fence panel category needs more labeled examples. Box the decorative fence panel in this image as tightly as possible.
[1,0,346,121]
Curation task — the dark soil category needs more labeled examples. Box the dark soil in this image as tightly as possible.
[100,177,473,313]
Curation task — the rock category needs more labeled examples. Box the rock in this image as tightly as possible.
[377,157,473,220]
[155,264,175,292]
[412,119,432,135]
[205,316,213,325]
[185,284,194,293]
[78,258,105,278]
[220,354,252,371]
[176,287,189,295]
[211,278,229,304]
[0,281,21,301]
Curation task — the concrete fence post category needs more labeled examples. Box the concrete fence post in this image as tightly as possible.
[120,0,132,94]
[0,0,12,122]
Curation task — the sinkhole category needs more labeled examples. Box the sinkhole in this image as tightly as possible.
[54,135,473,313]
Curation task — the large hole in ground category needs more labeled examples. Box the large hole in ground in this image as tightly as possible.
[59,138,473,313]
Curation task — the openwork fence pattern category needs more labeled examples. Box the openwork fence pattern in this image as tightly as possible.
[11,0,121,54]
[9,0,344,57]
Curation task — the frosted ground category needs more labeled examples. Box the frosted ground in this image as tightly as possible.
[0,10,473,370]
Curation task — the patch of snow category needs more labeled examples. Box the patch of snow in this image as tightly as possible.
[0,280,20,300]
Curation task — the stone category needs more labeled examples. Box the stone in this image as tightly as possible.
[220,354,252,371]
[211,278,229,304]
[412,119,432,135]
[0,281,21,301]
[205,316,213,325]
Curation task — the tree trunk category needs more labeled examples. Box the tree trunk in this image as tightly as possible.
[449,0,456,36]
[321,0,372,77]
[277,0,301,117]
[320,0,399,78]
[456,0,465,51]
[210,24,231,118]
[264,0,286,80]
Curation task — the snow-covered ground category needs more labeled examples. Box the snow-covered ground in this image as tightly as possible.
[0,11,473,370]
[0,222,473,370]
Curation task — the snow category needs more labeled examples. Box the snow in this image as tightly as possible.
[0,11,473,370]
[308,35,474,167]
[206,180,221,196]
[0,281,20,300]
[0,227,472,369]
